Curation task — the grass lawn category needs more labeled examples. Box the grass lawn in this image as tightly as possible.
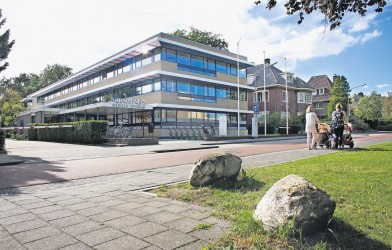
[154,142,392,249]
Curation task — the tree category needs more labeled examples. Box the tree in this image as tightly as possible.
[255,0,387,30]
[38,64,72,89]
[355,91,382,120]
[382,92,392,120]
[327,75,350,118]
[0,89,24,127]
[0,9,15,73]
[170,27,229,50]
[2,64,72,98]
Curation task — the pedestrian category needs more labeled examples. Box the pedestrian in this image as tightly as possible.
[331,103,347,149]
[305,105,320,150]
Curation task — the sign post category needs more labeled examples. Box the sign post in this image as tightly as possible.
[252,103,259,138]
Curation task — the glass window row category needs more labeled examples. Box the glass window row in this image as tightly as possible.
[39,46,248,103]
[53,77,248,109]
[161,48,247,78]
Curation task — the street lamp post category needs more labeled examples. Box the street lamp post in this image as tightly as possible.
[237,39,241,137]
[263,51,267,136]
[252,58,277,138]
[280,57,288,135]
[347,84,366,118]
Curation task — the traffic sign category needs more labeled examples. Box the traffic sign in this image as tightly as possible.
[253,103,259,114]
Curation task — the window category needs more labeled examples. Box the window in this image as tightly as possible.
[216,88,227,99]
[177,51,190,65]
[154,109,161,122]
[228,89,238,100]
[141,53,153,66]
[216,61,227,73]
[312,90,317,95]
[206,86,215,97]
[153,48,161,62]
[162,78,176,92]
[207,59,215,71]
[177,110,190,123]
[239,90,247,101]
[153,80,161,91]
[305,93,312,103]
[297,92,312,103]
[315,102,323,109]
[257,90,269,102]
[142,84,152,94]
[191,84,204,96]
[166,49,176,62]
[282,91,288,102]
[177,81,190,94]
[191,55,203,68]
[166,110,176,122]
[230,66,237,76]
[318,88,324,95]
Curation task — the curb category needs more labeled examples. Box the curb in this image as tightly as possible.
[152,145,219,153]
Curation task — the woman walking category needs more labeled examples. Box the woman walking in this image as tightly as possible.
[305,105,320,150]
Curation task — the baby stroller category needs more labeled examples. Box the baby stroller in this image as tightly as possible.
[342,122,354,149]
[314,123,332,148]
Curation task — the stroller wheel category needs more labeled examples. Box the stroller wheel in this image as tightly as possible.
[350,143,354,149]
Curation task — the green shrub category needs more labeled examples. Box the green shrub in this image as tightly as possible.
[0,130,5,151]
[377,125,392,131]
[349,116,369,131]
[27,121,108,144]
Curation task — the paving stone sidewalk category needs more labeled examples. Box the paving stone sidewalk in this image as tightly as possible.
[0,173,229,250]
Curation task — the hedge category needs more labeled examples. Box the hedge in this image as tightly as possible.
[27,121,108,144]
[377,125,392,131]
[0,130,5,151]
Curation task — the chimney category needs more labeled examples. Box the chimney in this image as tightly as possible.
[264,58,271,66]
[333,74,339,83]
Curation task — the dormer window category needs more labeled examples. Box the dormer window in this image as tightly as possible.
[280,72,294,82]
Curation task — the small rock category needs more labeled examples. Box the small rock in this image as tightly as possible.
[253,174,336,235]
[189,153,242,187]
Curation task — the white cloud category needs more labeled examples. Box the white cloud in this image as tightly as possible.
[0,0,383,79]
[360,30,382,44]
[349,13,377,32]
[377,84,389,89]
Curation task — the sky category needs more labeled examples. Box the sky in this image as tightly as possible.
[1,0,391,96]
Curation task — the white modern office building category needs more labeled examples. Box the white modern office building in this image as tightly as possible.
[17,33,255,137]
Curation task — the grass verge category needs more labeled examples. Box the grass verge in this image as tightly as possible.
[153,142,392,249]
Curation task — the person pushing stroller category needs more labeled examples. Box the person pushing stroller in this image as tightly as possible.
[331,103,347,150]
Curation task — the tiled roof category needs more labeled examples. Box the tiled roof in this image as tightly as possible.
[307,75,333,89]
[247,64,313,90]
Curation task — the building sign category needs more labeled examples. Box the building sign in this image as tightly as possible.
[111,98,146,109]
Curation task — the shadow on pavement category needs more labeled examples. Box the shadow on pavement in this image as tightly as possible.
[0,156,66,194]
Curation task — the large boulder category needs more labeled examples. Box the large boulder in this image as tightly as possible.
[189,153,242,187]
[253,174,336,235]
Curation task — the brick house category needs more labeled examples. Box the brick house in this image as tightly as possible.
[247,59,314,124]
[307,75,334,119]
